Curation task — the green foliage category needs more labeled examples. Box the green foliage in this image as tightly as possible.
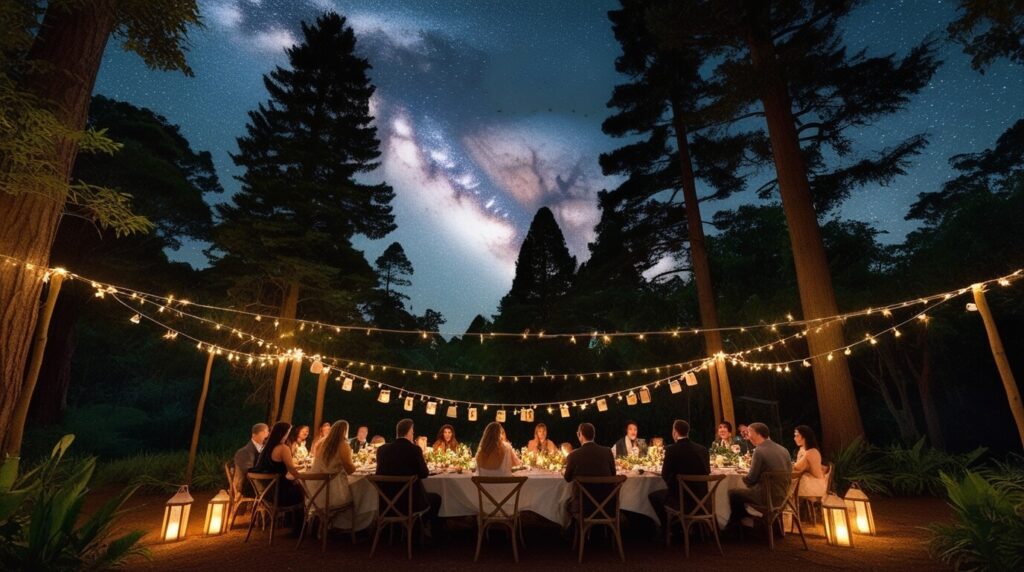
[93,450,229,493]
[948,0,1024,71]
[0,435,148,571]
[830,437,986,497]
[498,207,577,329]
[830,437,890,495]
[928,470,1024,572]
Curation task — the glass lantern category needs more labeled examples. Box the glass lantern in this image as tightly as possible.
[204,489,231,536]
[844,483,876,535]
[161,485,194,542]
[821,494,853,547]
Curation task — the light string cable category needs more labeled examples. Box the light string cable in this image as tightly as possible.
[5,252,1016,339]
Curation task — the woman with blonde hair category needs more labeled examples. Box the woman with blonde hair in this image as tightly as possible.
[476,422,520,476]
[527,422,558,454]
[308,420,355,523]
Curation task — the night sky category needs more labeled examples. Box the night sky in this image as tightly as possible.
[94,0,1023,332]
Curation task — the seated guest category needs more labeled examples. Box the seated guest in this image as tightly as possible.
[350,425,369,453]
[612,420,647,458]
[476,422,521,476]
[793,425,827,498]
[370,435,386,446]
[233,423,269,495]
[416,435,429,452]
[565,423,617,515]
[560,442,574,455]
[375,419,444,538]
[432,424,459,452]
[711,421,749,454]
[287,424,310,461]
[728,422,793,524]
[527,423,558,454]
[309,420,355,526]
[738,423,753,451]
[309,422,331,458]
[252,422,306,513]
[648,420,709,527]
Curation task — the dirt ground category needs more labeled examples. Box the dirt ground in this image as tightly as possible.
[93,488,951,572]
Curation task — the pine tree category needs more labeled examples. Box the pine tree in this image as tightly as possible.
[498,207,577,330]
[647,0,941,451]
[376,242,414,302]
[948,0,1024,71]
[211,12,394,421]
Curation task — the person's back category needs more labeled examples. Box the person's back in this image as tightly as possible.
[663,438,710,510]
[375,435,429,514]
[564,424,617,516]
[477,443,514,477]
[744,437,793,507]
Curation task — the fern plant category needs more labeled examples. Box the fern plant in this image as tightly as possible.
[886,438,985,496]
[0,435,149,570]
[829,437,890,495]
[928,471,1024,571]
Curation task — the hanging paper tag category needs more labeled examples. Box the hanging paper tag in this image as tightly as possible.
[426,401,437,415]
[468,407,478,421]
[496,410,506,423]
[520,408,533,422]
[560,404,570,418]
[684,372,698,386]
[669,378,682,394]
[639,387,652,404]
[597,398,608,412]
[341,377,353,391]
[404,396,414,411]
[446,405,457,418]
[626,392,638,406]
[378,389,391,404]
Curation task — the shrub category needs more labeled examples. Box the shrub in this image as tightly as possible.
[93,450,231,493]
[885,438,985,496]
[0,435,148,570]
[830,437,890,495]
[928,470,1024,571]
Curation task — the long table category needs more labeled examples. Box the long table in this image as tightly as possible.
[332,467,749,531]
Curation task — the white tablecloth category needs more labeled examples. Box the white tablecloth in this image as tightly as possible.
[710,469,750,528]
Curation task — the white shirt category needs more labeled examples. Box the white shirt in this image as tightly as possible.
[252,439,265,453]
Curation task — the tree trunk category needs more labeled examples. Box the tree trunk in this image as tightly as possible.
[913,332,944,449]
[671,107,735,426]
[708,362,722,428]
[972,285,1024,449]
[29,284,83,425]
[313,370,329,433]
[0,0,117,439]
[278,356,303,424]
[185,352,216,485]
[744,10,864,453]
[271,280,300,421]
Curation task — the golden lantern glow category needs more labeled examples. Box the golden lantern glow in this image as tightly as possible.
[821,494,853,547]
[844,483,876,535]
[161,486,193,542]
[204,489,231,536]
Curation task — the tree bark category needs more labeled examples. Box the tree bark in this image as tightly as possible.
[278,356,303,424]
[912,332,944,449]
[270,280,300,421]
[744,8,864,453]
[185,351,216,485]
[708,362,722,429]
[972,285,1024,449]
[29,289,79,425]
[313,370,329,433]
[0,0,117,439]
[671,107,736,426]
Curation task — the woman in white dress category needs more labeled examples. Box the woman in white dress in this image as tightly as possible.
[476,422,521,476]
[793,425,828,498]
[309,420,355,526]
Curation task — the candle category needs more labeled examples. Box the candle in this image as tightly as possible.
[836,522,850,546]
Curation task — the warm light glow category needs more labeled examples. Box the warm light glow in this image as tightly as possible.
[161,486,193,542]
[822,494,853,547]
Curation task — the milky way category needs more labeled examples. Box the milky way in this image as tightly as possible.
[93,0,1022,331]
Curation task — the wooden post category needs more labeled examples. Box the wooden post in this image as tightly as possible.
[185,351,215,485]
[716,358,735,426]
[271,359,287,422]
[972,284,1024,448]
[278,356,303,423]
[3,272,64,457]
[313,370,329,432]
[708,364,722,429]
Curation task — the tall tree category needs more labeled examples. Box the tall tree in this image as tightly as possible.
[0,0,199,444]
[376,242,414,302]
[211,12,394,421]
[948,0,1024,71]
[649,0,941,451]
[498,207,577,330]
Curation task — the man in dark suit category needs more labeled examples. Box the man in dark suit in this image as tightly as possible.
[375,418,444,539]
[350,425,369,453]
[564,422,617,517]
[233,423,268,496]
[648,419,710,527]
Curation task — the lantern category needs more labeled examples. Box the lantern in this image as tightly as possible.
[204,489,231,536]
[821,494,853,547]
[161,485,193,542]
[844,483,876,535]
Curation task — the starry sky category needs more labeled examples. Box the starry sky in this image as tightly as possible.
[93,0,1023,332]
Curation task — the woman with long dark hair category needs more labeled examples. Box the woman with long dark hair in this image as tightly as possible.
[254,421,306,507]
[793,425,828,498]
[432,424,459,452]
[287,424,310,461]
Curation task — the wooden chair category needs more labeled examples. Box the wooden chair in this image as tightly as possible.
[741,470,808,552]
[295,472,356,552]
[224,462,258,529]
[471,476,528,562]
[797,462,834,525]
[571,475,626,563]
[366,475,428,559]
[664,474,726,557]
[244,472,303,546]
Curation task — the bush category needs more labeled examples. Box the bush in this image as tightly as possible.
[928,470,1024,571]
[93,450,231,493]
[0,435,148,570]
[830,437,890,495]
[830,437,985,497]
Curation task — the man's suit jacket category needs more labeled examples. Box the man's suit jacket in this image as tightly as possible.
[612,436,648,458]
[661,438,710,510]
[233,441,260,495]
[350,438,368,454]
[564,441,617,514]
[375,438,431,514]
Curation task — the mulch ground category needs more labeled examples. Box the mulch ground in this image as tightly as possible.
[92,488,951,571]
